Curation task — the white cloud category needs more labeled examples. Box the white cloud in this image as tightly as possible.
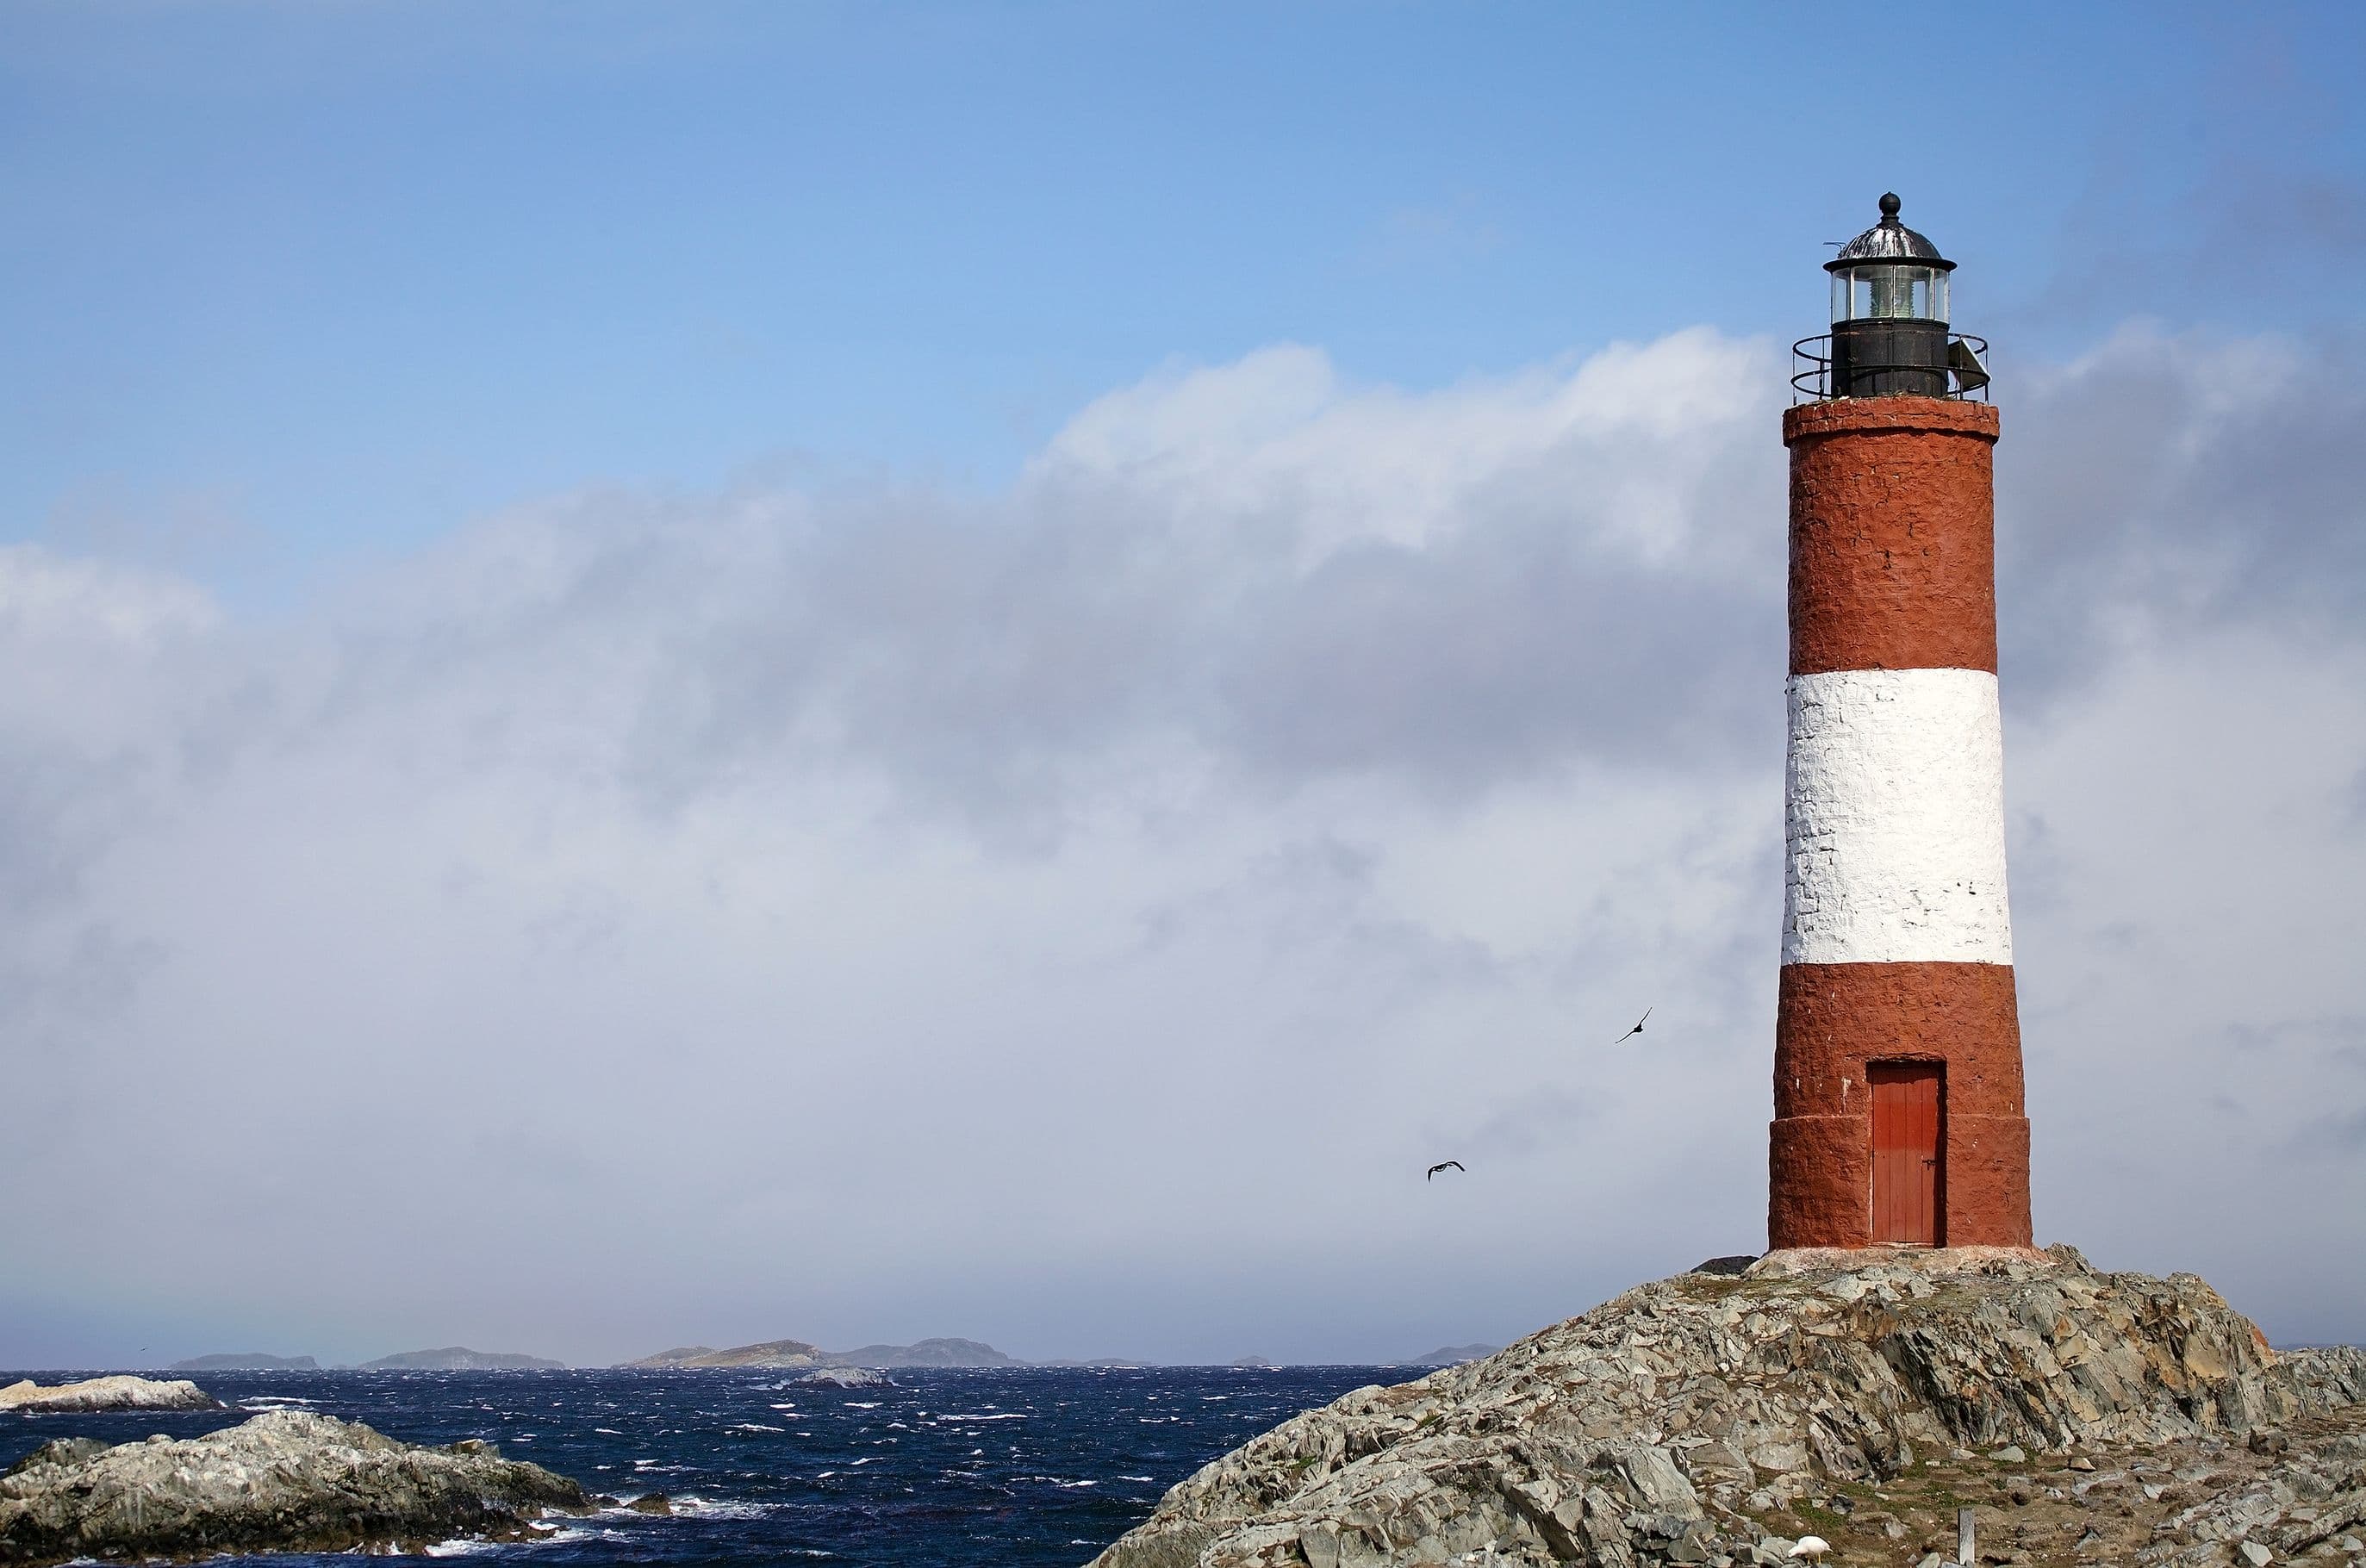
[1,327,2361,1366]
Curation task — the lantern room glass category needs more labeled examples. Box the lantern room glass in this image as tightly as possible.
[1829,264,1948,324]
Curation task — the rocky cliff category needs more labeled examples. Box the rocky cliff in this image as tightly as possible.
[1088,1247,2366,1568]
[0,1409,588,1566]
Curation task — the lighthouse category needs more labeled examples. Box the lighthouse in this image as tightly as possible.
[1767,196,2033,1252]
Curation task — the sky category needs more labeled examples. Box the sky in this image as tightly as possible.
[2,2,2363,1370]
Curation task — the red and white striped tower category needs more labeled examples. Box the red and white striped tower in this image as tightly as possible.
[1768,195,2033,1252]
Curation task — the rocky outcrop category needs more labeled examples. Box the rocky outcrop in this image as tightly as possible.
[798,1366,891,1389]
[359,1347,565,1371]
[0,1409,588,1566]
[0,1377,221,1414]
[1089,1247,2362,1568]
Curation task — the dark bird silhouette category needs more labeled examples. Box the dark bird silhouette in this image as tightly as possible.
[1610,1007,1652,1045]
[1426,1160,1466,1181]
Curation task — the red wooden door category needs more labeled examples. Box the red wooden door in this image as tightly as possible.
[1870,1063,1941,1245]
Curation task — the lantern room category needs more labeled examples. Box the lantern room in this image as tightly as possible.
[1815,193,1983,399]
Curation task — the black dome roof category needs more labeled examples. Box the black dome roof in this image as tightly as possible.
[1826,193,1954,272]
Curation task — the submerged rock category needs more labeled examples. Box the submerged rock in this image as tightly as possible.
[0,1376,221,1413]
[0,1408,588,1566]
[1088,1248,2363,1568]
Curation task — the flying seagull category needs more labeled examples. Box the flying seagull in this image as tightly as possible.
[1610,1007,1652,1045]
[1425,1161,1465,1181]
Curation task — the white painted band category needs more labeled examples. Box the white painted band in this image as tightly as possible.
[1784,668,2013,966]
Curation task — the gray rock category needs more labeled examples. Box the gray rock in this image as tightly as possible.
[0,1375,221,1413]
[3,1439,109,1478]
[0,1409,588,1566]
[1692,1257,1760,1278]
[796,1366,890,1389]
[1086,1253,2323,1568]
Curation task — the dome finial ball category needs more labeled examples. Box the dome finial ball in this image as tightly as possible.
[1879,192,1902,218]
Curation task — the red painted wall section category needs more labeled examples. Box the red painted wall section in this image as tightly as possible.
[1784,397,2001,677]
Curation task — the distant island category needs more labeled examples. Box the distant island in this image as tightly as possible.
[171,1353,320,1372]
[621,1339,821,1369]
[1037,1357,1149,1369]
[613,1335,1505,1370]
[836,1337,1017,1368]
[1400,1343,1502,1366]
[620,1336,1017,1370]
[358,1347,566,1372]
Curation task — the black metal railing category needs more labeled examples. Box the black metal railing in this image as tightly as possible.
[1792,333,1989,403]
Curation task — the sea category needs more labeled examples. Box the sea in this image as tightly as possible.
[0,1365,1402,1566]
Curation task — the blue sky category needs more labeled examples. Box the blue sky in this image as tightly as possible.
[6,2,2360,593]
[2,5,2363,1366]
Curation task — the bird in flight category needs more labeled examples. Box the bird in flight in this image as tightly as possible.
[1426,1160,1465,1181]
[1609,1007,1652,1045]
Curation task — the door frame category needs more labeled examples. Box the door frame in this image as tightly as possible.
[1866,1058,1946,1248]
